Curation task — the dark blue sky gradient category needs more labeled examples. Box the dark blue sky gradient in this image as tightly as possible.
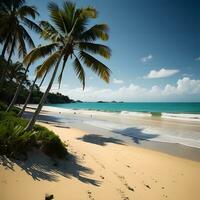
[2,0,200,101]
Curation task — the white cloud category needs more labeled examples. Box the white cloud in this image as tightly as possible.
[145,68,179,79]
[41,77,200,102]
[141,54,153,62]
[113,78,124,84]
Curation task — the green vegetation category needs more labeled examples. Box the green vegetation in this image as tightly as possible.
[0,102,67,159]
[0,0,111,159]
[0,67,74,105]
[24,1,111,130]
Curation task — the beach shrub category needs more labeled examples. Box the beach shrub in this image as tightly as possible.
[0,122,35,158]
[0,101,7,111]
[0,111,67,159]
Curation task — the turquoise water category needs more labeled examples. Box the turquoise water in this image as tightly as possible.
[48,102,200,114]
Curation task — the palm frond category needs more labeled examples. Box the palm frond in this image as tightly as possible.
[77,42,111,59]
[79,6,97,19]
[14,0,25,9]
[40,20,62,41]
[17,27,26,57]
[19,25,35,48]
[73,55,85,89]
[48,2,66,34]
[80,24,109,41]
[23,43,58,66]
[0,0,11,12]
[37,51,61,78]
[21,17,42,33]
[79,51,110,83]
[58,56,68,88]
[35,64,42,73]
[18,5,39,19]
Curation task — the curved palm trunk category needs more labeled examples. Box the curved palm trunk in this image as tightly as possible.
[1,33,11,58]
[25,56,63,131]
[6,64,30,112]
[7,34,16,62]
[0,69,6,85]
[18,75,38,117]
[39,69,48,88]
[0,34,11,85]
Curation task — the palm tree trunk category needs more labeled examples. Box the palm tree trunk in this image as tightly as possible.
[0,68,6,84]
[1,33,11,58]
[6,64,30,112]
[18,75,38,117]
[39,69,48,88]
[7,34,16,62]
[25,56,63,131]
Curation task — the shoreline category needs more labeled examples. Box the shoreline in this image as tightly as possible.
[21,104,200,161]
[1,121,200,200]
[22,103,200,122]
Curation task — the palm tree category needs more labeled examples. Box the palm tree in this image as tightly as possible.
[0,56,8,84]
[6,62,26,83]
[0,0,42,112]
[18,65,42,117]
[24,1,111,131]
[0,0,41,60]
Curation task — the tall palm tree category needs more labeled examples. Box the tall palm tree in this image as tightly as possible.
[0,0,41,60]
[18,65,42,117]
[24,1,111,131]
[0,0,42,112]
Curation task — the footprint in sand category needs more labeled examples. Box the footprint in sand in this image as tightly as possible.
[90,155,106,169]
[113,172,135,192]
[87,190,95,200]
[100,175,105,180]
[117,189,130,200]
[82,153,86,160]
[163,194,168,198]
[144,184,151,189]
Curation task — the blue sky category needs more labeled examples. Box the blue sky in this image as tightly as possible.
[5,0,200,101]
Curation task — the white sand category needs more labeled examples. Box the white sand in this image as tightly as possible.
[1,121,200,200]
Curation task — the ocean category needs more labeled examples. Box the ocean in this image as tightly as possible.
[48,102,200,120]
[36,102,200,149]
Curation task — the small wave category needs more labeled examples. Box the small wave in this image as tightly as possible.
[120,111,152,117]
[162,113,200,122]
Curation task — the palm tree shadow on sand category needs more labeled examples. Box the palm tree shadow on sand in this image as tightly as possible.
[77,134,125,146]
[111,127,159,144]
[0,149,100,186]
[23,111,71,128]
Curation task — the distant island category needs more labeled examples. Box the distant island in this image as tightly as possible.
[97,101,124,103]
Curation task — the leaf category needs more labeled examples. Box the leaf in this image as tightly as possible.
[77,42,111,59]
[36,51,61,78]
[80,24,109,41]
[23,43,58,66]
[79,51,111,83]
[73,56,85,89]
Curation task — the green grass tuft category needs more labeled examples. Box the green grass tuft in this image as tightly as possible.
[0,109,67,159]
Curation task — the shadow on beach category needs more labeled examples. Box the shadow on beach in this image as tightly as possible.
[78,134,125,146]
[111,127,159,144]
[23,111,70,129]
[0,149,100,186]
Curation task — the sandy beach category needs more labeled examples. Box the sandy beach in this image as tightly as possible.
[1,0,200,199]
[1,113,200,200]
